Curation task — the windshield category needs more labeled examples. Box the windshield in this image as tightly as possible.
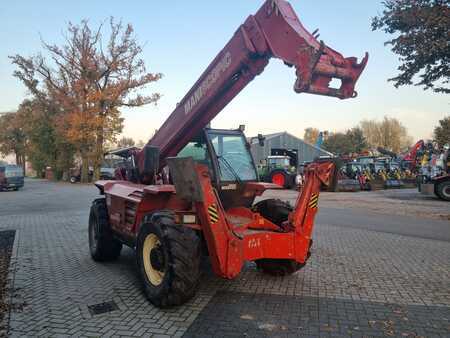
[208,132,257,182]
[5,165,23,177]
[268,157,290,167]
[374,162,385,171]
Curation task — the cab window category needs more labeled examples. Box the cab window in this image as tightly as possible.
[177,141,212,168]
[208,133,257,182]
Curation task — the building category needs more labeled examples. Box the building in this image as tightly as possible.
[250,131,333,166]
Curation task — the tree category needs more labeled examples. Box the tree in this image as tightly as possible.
[360,117,411,153]
[322,133,354,155]
[372,0,449,93]
[10,18,162,182]
[303,127,320,145]
[116,136,135,148]
[434,115,450,148]
[18,99,75,179]
[346,127,368,153]
[0,112,27,172]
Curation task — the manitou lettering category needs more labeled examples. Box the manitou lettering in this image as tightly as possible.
[184,52,232,115]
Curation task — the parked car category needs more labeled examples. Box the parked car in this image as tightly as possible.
[69,165,115,183]
[0,164,24,191]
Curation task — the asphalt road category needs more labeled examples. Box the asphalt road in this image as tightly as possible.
[316,206,450,242]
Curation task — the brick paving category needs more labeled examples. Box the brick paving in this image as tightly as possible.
[1,180,449,337]
[185,291,450,337]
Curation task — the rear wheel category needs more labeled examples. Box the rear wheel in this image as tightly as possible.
[88,198,122,261]
[255,259,305,276]
[137,214,201,308]
[271,171,287,187]
[270,170,295,189]
[252,199,308,276]
[436,180,450,201]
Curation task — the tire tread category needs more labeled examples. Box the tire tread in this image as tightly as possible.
[138,215,201,308]
[89,198,122,261]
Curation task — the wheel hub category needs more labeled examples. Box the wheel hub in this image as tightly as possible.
[150,245,165,272]
[272,173,285,187]
[142,234,166,286]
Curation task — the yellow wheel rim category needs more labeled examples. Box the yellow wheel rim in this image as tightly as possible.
[142,234,165,286]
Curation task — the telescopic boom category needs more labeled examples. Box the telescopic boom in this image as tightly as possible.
[138,0,368,173]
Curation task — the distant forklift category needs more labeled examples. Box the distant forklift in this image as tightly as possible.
[258,148,298,188]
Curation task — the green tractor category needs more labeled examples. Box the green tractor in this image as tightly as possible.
[258,155,297,189]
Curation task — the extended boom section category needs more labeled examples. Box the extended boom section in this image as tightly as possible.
[140,0,368,172]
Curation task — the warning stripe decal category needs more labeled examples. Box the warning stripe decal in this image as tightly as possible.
[308,194,319,209]
[208,204,219,223]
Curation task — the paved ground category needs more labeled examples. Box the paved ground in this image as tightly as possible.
[0,230,15,336]
[1,179,449,337]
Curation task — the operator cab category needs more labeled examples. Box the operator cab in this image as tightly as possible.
[267,156,292,170]
[177,128,259,208]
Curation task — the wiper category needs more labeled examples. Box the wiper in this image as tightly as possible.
[217,155,242,185]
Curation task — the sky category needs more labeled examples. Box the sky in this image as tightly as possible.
[0,0,447,143]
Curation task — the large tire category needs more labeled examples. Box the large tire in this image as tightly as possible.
[252,199,308,276]
[137,214,201,308]
[88,198,122,261]
[435,180,450,201]
[255,259,305,276]
[269,170,294,189]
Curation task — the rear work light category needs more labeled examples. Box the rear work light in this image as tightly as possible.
[174,213,197,224]
[182,214,197,224]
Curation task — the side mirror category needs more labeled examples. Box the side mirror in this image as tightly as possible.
[258,134,265,147]
[142,146,160,178]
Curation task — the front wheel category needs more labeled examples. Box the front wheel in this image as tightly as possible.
[137,214,201,308]
[436,180,450,201]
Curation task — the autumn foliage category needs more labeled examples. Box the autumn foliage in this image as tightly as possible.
[9,18,161,181]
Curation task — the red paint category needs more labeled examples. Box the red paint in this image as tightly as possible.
[97,0,367,282]
[100,159,337,279]
[271,173,286,187]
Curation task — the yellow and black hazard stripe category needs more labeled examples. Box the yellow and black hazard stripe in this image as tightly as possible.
[208,204,219,224]
[308,193,319,209]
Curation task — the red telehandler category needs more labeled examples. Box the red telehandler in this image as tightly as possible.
[89,0,368,307]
